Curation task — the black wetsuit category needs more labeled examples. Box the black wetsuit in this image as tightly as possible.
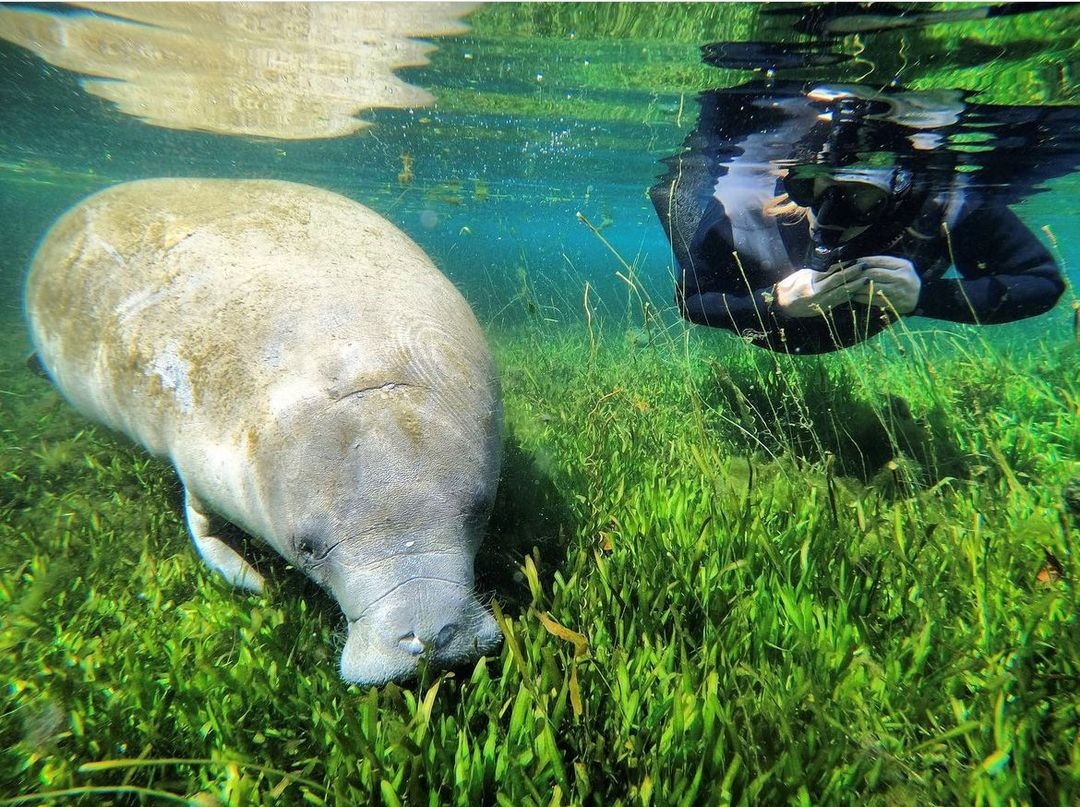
[676,188,1065,354]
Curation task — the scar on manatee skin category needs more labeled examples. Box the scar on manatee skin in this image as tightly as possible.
[332,381,424,403]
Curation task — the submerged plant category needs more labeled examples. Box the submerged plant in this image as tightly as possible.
[2,237,1078,804]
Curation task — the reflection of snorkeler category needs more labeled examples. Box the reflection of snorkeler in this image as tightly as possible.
[651,85,1066,354]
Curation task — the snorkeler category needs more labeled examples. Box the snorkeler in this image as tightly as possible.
[651,84,1067,354]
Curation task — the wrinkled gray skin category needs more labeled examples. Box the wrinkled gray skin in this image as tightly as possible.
[24,178,503,685]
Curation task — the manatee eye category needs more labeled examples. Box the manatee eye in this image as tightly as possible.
[294,535,322,566]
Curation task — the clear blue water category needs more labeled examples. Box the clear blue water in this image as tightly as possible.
[3,3,1074,348]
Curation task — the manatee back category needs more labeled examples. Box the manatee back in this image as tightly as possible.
[24,179,498,465]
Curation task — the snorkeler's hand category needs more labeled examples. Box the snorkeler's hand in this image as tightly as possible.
[774,265,864,318]
[846,256,921,315]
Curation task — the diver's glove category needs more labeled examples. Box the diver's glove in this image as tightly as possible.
[847,256,921,315]
[774,264,865,318]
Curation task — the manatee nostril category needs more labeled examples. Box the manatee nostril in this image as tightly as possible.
[398,625,459,656]
[398,632,425,656]
[433,623,459,650]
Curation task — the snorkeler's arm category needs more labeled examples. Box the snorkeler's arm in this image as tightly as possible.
[677,198,883,352]
[677,259,875,353]
[915,205,1064,323]
[676,201,784,334]
[679,278,879,353]
[676,270,777,332]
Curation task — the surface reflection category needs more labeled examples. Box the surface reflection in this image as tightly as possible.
[0,2,476,139]
[651,77,1079,353]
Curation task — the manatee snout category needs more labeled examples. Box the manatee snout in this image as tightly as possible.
[340,578,501,686]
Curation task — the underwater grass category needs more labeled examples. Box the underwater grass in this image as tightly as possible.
[1,288,1078,805]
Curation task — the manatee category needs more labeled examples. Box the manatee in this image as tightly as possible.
[24,178,504,685]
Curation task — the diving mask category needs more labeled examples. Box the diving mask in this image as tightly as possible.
[784,166,913,228]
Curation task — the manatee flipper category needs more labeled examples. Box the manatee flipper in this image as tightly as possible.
[184,488,265,593]
[26,352,49,379]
